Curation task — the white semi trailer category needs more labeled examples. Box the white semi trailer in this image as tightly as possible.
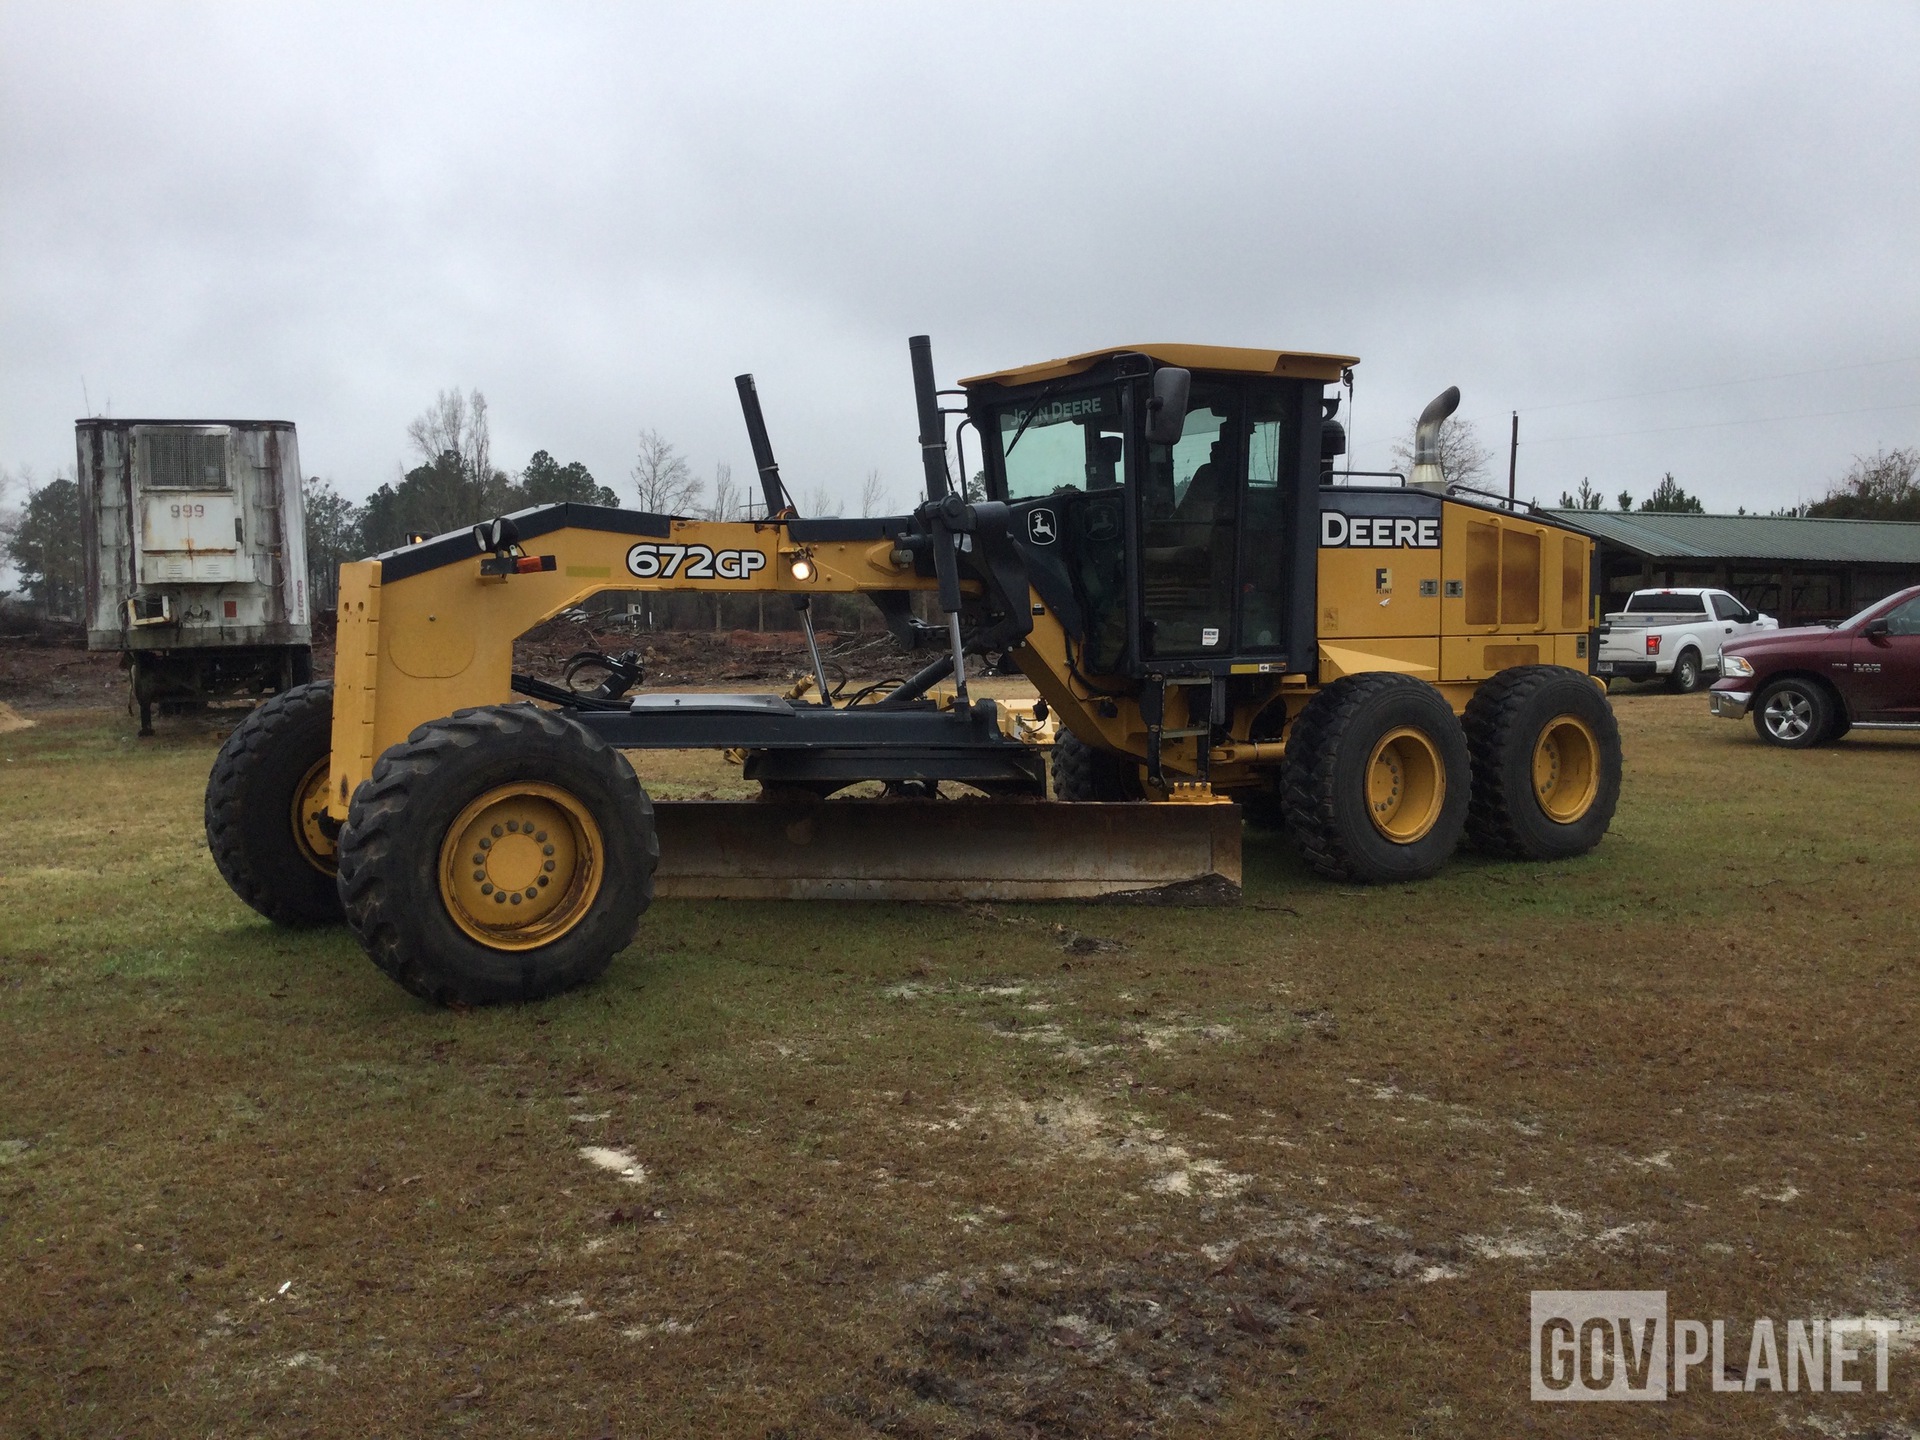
[76,419,312,734]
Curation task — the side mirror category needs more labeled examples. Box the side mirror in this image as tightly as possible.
[1145,366,1190,447]
[1865,617,1891,638]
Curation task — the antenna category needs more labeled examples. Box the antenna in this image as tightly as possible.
[81,377,92,417]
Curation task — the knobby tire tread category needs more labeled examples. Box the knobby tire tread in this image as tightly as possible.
[204,680,342,926]
[336,704,655,1005]
[1280,672,1453,882]
[1462,664,1622,860]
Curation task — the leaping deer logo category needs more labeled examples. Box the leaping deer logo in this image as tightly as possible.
[1027,508,1057,545]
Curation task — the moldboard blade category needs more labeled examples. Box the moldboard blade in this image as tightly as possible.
[648,799,1240,904]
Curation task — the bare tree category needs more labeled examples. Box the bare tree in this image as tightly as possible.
[406,388,493,478]
[405,387,505,513]
[1390,414,1492,488]
[858,469,890,517]
[803,484,842,518]
[631,429,702,514]
[705,461,742,521]
[1807,447,1920,522]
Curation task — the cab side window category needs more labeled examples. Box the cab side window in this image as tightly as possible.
[1711,592,1750,622]
[1885,596,1920,636]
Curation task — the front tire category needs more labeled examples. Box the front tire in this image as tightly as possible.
[204,681,343,926]
[336,705,657,1005]
[1752,678,1834,749]
[1464,666,1622,860]
[1281,673,1470,884]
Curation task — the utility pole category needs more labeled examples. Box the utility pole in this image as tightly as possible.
[1507,411,1519,506]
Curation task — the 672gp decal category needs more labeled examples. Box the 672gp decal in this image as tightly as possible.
[625,543,769,580]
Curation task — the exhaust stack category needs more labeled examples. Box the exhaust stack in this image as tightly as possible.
[1409,386,1461,493]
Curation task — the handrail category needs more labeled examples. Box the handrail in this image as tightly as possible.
[1325,469,1407,488]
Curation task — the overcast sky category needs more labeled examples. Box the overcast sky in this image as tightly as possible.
[3,1,1917,518]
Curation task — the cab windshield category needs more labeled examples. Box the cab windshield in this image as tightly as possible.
[995,387,1126,501]
[1835,588,1920,630]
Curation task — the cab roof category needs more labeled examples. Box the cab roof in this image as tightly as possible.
[960,343,1358,389]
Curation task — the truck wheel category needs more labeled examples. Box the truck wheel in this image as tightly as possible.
[336,705,657,1005]
[1281,673,1470,884]
[1051,730,1144,801]
[1463,666,1622,861]
[1668,649,1704,693]
[1752,678,1833,749]
[204,680,343,926]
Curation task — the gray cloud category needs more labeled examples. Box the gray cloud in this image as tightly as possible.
[3,1,1916,516]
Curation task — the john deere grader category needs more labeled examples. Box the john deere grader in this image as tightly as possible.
[205,337,1621,1005]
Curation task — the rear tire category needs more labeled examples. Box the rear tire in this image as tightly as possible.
[1281,673,1470,884]
[1050,730,1144,801]
[1668,649,1704,693]
[1464,666,1622,861]
[336,704,656,1005]
[1752,678,1834,749]
[204,680,343,926]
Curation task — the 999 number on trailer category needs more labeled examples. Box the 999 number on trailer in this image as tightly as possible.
[625,543,770,581]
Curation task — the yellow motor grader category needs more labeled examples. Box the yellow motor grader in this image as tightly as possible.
[206,337,1620,1004]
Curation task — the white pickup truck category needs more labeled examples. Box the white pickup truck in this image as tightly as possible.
[1595,587,1778,692]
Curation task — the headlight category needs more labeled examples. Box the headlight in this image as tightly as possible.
[789,557,814,582]
[1722,654,1754,678]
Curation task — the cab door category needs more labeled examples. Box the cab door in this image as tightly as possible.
[1708,591,1754,665]
[1136,377,1240,659]
[1849,592,1920,719]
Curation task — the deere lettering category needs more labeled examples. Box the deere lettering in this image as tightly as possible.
[626,543,769,581]
[1321,512,1441,548]
[1015,395,1113,428]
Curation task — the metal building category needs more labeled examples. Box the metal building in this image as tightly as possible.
[77,419,312,733]
[1543,509,1920,629]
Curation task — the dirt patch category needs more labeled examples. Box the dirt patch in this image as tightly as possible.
[847,1250,1322,1437]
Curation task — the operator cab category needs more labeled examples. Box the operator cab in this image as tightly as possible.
[962,345,1356,680]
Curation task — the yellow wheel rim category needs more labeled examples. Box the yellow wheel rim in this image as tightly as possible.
[1532,714,1600,824]
[438,783,604,951]
[1365,726,1445,843]
[290,757,338,875]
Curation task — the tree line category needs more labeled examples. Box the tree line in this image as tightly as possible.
[7,401,1913,622]
[1553,448,1919,520]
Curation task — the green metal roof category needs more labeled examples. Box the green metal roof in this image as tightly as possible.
[1540,510,1920,565]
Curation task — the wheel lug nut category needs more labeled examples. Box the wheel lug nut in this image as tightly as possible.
[481,882,494,895]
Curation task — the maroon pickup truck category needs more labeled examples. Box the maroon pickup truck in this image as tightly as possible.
[1709,584,1920,746]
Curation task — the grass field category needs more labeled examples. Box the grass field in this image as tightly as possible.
[2,694,1917,1438]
